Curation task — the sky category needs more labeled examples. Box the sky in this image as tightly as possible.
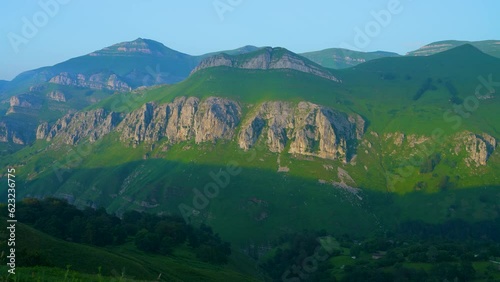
[1,0,499,80]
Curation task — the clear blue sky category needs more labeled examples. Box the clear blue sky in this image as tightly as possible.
[1,0,498,80]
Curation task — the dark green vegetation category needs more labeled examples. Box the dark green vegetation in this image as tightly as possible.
[261,222,500,282]
[0,198,262,282]
[10,198,231,264]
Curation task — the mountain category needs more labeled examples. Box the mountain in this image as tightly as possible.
[201,45,261,58]
[2,44,499,250]
[3,38,198,95]
[301,48,400,69]
[0,39,265,146]
[406,39,500,58]
[0,39,262,100]
[192,47,341,82]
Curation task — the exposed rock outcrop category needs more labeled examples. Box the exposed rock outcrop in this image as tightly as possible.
[33,96,365,161]
[47,90,66,102]
[192,47,341,82]
[0,120,35,145]
[49,72,131,92]
[238,101,363,162]
[118,97,241,145]
[7,94,43,114]
[37,109,121,145]
[461,133,497,167]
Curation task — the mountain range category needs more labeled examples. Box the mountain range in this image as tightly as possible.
[0,38,499,280]
[2,38,499,147]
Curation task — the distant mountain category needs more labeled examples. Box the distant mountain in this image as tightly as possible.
[357,44,495,75]
[406,40,500,58]
[201,45,261,58]
[193,47,341,82]
[4,38,199,93]
[1,39,262,98]
[0,40,262,145]
[300,48,400,69]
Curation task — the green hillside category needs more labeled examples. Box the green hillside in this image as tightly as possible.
[1,44,499,260]
[0,215,262,282]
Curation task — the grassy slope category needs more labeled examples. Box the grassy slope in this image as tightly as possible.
[0,217,262,281]
[2,135,499,246]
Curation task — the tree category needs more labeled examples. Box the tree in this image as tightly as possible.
[135,229,161,253]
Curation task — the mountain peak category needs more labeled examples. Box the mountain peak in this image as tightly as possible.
[406,40,500,58]
[191,47,341,82]
[431,43,488,58]
[89,38,177,57]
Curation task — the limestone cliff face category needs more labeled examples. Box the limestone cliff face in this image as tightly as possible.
[460,133,497,167]
[7,94,43,114]
[118,97,241,145]
[238,101,364,162]
[22,95,500,169]
[47,90,66,102]
[36,109,121,145]
[49,72,131,92]
[192,47,341,82]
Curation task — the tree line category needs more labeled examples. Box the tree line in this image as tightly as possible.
[6,198,231,264]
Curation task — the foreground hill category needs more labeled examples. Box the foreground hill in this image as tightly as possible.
[0,211,262,282]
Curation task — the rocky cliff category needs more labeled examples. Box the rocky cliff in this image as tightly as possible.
[36,109,121,145]
[117,97,241,145]
[7,94,43,114]
[30,96,498,168]
[47,90,67,102]
[238,101,363,162]
[49,72,131,92]
[192,47,341,82]
[456,132,497,167]
[36,97,363,162]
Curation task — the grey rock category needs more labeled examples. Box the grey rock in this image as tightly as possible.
[118,97,241,145]
[47,90,66,102]
[238,101,363,162]
[49,72,131,92]
[464,133,497,166]
[39,109,121,145]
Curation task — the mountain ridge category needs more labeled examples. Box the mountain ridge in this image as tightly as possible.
[191,47,341,82]
[406,39,500,57]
